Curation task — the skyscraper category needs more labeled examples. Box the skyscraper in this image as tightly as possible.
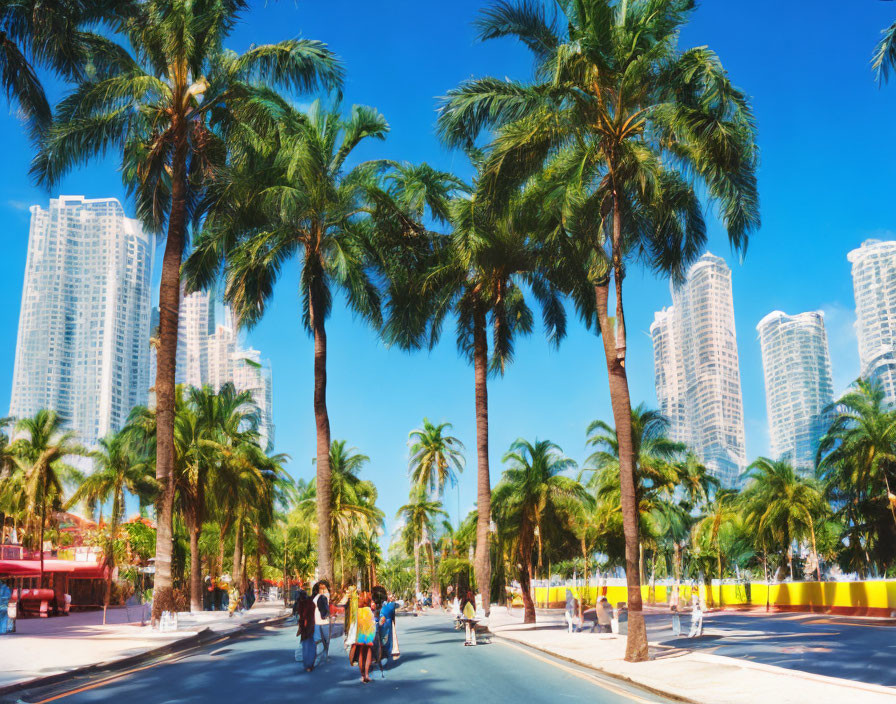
[159,292,275,448]
[650,252,747,487]
[848,239,896,406]
[756,311,834,469]
[10,196,155,446]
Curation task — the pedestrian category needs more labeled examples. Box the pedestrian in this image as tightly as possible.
[348,591,376,684]
[460,590,477,646]
[311,580,331,665]
[377,590,399,664]
[595,596,612,634]
[687,592,704,638]
[670,585,681,636]
[564,588,578,633]
[295,589,316,672]
[0,579,11,635]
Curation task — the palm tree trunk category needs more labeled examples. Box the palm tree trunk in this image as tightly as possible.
[594,212,647,661]
[413,541,421,597]
[309,286,333,585]
[189,518,202,612]
[152,128,188,625]
[426,540,437,604]
[232,521,244,587]
[518,515,536,624]
[472,309,492,616]
[39,479,46,588]
[105,488,122,622]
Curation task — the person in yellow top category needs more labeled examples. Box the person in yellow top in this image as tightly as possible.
[460,590,477,646]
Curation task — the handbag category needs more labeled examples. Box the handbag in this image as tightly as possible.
[344,620,357,649]
[391,622,400,659]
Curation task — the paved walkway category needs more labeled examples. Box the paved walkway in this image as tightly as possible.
[485,608,896,704]
[13,613,671,704]
[0,602,289,691]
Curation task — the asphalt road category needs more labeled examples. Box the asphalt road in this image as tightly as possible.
[12,613,673,704]
[645,609,896,686]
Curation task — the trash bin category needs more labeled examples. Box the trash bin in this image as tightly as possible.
[616,603,628,636]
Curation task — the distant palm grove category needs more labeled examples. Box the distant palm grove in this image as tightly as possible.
[1,0,896,665]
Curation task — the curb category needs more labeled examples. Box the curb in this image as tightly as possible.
[486,627,698,704]
[0,611,289,701]
[486,622,896,703]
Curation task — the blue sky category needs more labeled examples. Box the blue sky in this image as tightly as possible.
[1,0,895,537]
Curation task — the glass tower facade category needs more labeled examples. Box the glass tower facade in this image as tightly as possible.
[651,253,747,487]
[10,196,155,447]
[848,240,896,406]
[756,311,833,469]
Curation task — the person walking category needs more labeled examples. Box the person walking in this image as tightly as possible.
[295,589,316,672]
[687,591,704,638]
[460,590,477,646]
[311,581,331,665]
[595,596,613,633]
[564,588,578,633]
[670,585,681,637]
[0,579,11,635]
[377,591,399,665]
[348,591,377,683]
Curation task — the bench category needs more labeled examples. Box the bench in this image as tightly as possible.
[9,589,69,617]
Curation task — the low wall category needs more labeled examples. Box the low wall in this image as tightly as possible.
[531,580,896,616]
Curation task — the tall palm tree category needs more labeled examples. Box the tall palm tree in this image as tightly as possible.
[33,0,342,620]
[387,158,566,616]
[818,379,896,573]
[408,418,465,497]
[68,431,157,615]
[0,0,134,139]
[179,383,258,611]
[184,100,405,585]
[438,0,759,660]
[492,438,587,624]
[299,441,384,586]
[12,409,86,584]
[397,488,447,598]
[741,458,826,581]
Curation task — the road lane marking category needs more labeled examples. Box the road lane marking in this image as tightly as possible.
[494,640,661,704]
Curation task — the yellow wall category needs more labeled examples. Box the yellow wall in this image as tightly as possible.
[532,580,896,611]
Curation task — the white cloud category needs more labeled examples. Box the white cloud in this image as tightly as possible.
[819,301,859,396]
[6,199,29,212]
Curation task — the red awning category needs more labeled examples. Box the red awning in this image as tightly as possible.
[0,559,107,579]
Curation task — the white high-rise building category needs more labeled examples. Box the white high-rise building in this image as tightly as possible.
[156,293,275,449]
[10,196,155,446]
[650,252,747,487]
[757,311,834,469]
[232,347,274,451]
[848,240,896,406]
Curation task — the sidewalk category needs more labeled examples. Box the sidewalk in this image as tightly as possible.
[0,602,289,692]
[485,608,896,704]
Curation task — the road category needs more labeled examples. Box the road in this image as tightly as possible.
[645,609,896,686]
[11,613,673,704]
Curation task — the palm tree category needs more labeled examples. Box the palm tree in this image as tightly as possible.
[12,410,86,584]
[0,0,133,139]
[33,0,342,621]
[397,488,447,598]
[387,158,566,616]
[818,379,896,574]
[68,431,157,616]
[873,13,896,83]
[741,458,826,582]
[299,441,384,586]
[408,418,465,497]
[184,100,406,586]
[492,438,587,624]
[691,489,738,605]
[438,0,759,660]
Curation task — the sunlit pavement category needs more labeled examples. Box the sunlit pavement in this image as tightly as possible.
[10,613,672,704]
[645,609,896,686]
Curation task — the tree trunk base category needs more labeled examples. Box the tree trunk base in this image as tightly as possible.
[624,610,649,662]
[152,586,176,623]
